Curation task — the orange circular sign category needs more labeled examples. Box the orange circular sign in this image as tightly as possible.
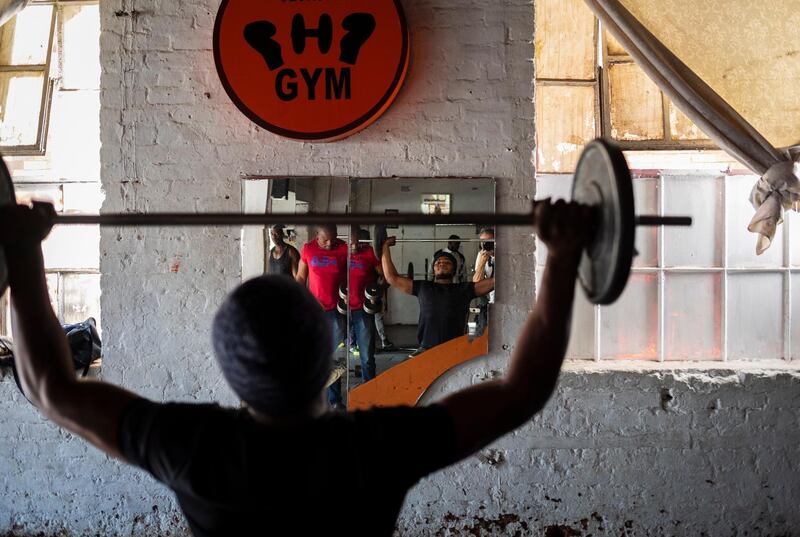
[214,0,409,142]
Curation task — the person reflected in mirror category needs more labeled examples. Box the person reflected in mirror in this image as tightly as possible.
[348,227,382,382]
[372,275,394,352]
[430,234,467,283]
[473,228,495,336]
[383,238,494,355]
[267,224,300,279]
[2,199,590,537]
[295,224,348,409]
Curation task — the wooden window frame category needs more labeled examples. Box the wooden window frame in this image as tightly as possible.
[0,0,96,156]
[598,26,717,151]
[0,3,57,155]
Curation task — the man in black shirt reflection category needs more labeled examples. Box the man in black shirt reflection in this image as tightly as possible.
[3,199,590,537]
[381,238,495,351]
[267,224,300,278]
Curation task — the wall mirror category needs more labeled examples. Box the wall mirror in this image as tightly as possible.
[241,176,495,410]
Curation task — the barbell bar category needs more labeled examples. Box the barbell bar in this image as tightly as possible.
[0,139,691,305]
[51,212,690,228]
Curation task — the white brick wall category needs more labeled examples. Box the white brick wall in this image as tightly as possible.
[0,0,798,535]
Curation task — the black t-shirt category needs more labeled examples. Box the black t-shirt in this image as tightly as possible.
[412,280,477,349]
[118,399,457,537]
[267,247,291,277]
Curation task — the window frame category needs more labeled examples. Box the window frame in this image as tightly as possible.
[597,25,717,152]
[0,3,57,155]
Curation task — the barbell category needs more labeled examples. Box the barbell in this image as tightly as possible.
[0,139,691,305]
[353,238,486,243]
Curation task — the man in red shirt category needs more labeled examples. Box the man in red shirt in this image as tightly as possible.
[296,224,348,408]
[348,227,382,382]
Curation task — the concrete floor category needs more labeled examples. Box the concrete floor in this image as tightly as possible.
[345,325,419,391]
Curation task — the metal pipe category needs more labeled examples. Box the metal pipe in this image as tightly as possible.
[54,212,692,228]
[0,0,28,28]
[353,238,486,243]
[55,212,518,227]
[635,215,692,226]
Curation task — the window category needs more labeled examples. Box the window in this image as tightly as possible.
[0,1,101,338]
[601,33,713,150]
[0,3,56,154]
[535,174,799,362]
[420,194,451,215]
[533,0,797,361]
[534,0,714,173]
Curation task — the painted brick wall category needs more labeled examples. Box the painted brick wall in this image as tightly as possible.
[0,0,798,535]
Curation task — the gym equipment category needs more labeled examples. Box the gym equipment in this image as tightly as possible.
[364,284,380,301]
[0,140,691,305]
[363,297,382,315]
[572,139,632,304]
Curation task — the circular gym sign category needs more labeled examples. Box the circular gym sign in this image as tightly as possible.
[214,0,409,142]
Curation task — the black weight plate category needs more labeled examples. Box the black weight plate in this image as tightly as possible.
[571,139,634,305]
[363,298,383,315]
[406,262,414,280]
[373,224,387,256]
[0,154,15,297]
[364,284,380,301]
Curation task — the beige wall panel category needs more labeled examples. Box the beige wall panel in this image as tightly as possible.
[619,0,800,147]
[535,84,596,173]
[669,101,710,141]
[535,0,596,80]
[609,62,663,141]
[605,30,627,56]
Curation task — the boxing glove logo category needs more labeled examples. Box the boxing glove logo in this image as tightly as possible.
[214,0,409,141]
[244,13,376,101]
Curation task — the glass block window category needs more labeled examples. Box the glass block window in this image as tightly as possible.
[536,174,797,361]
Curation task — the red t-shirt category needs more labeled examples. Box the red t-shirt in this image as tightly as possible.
[301,239,348,311]
[348,246,380,310]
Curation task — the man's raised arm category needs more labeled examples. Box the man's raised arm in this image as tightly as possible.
[3,204,138,460]
[440,200,591,460]
[380,237,412,295]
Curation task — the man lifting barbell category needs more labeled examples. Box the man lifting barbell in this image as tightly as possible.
[0,139,692,537]
[382,236,495,353]
[0,198,591,537]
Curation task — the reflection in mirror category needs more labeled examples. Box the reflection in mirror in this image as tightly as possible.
[241,177,350,409]
[347,178,495,400]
